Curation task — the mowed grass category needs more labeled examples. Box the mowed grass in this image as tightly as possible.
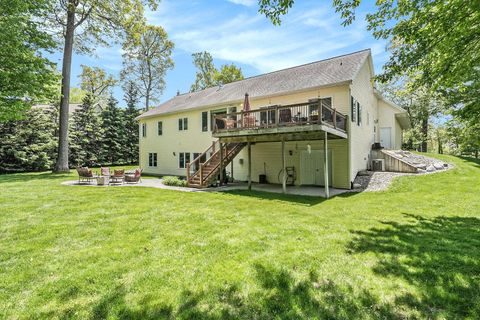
[0,155,479,319]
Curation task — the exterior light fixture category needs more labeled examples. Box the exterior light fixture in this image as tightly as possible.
[307,144,312,154]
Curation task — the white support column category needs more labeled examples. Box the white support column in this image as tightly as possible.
[247,142,252,191]
[282,138,286,193]
[219,142,224,186]
[324,131,330,199]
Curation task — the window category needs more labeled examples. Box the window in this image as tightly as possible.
[351,96,357,123]
[178,118,188,131]
[142,123,147,137]
[157,121,163,135]
[357,102,362,126]
[148,153,157,167]
[201,111,208,132]
[179,152,191,168]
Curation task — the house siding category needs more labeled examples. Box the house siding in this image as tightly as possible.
[349,60,377,181]
[139,86,351,188]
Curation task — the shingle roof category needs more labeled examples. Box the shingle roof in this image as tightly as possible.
[137,49,371,119]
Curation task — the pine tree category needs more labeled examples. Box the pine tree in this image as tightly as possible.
[69,94,103,167]
[123,81,140,164]
[101,96,125,164]
[0,108,57,172]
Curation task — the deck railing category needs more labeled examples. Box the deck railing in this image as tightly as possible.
[213,101,347,134]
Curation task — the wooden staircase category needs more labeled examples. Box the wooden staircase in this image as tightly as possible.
[186,141,246,188]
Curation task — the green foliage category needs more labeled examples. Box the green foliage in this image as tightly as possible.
[214,64,244,85]
[100,97,126,164]
[190,51,244,91]
[0,0,58,121]
[69,87,87,104]
[123,81,140,163]
[258,0,480,124]
[190,51,217,92]
[121,25,174,110]
[69,94,103,167]
[446,118,480,158]
[162,176,187,187]
[0,108,57,172]
[79,65,117,104]
[380,79,442,152]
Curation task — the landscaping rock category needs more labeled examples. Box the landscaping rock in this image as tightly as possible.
[426,165,436,172]
[434,162,445,170]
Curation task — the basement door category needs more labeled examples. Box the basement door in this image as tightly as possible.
[300,150,332,186]
[380,127,392,149]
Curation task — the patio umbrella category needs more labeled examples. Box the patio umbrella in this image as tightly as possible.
[243,93,250,111]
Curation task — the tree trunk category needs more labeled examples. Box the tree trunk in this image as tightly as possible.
[421,118,428,153]
[54,4,75,173]
[145,93,150,111]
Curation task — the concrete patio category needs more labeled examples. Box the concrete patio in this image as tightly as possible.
[62,179,349,198]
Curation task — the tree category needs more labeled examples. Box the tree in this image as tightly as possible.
[190,51,217,92]
[446,118,480,159]
[214,64,244,85]
[121,25,174,111]
[42,0,159,172]
[0,0,58,121]
[123,81,140,163]
[380,79,441,152]
[69,87,87,104]
[100,97,125,164]
[0,108,57,172]
[190,52,244,91]
[79,65,117,105]
[69,93,103,167]
[258,0,480,123]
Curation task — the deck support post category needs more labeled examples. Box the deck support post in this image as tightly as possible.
[324,131,330,199]
[247,142,252,190]
[219,141,224,186]
[231,160,234,182]
[282,138,286,194]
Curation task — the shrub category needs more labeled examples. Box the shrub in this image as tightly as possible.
[162,176,187,187]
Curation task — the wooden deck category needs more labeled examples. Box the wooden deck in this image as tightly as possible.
[212,101,348,141]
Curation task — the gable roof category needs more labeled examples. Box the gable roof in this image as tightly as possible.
[137,49,371,120]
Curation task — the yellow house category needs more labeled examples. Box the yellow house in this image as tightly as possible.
[136,49,409,192]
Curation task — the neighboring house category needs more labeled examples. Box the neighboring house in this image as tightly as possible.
[137,49,409,190]
[33,102,104,114]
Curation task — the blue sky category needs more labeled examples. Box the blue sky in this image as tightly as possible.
[50,0,389,107]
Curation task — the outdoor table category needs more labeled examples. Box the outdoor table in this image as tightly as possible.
[97,176,109,186]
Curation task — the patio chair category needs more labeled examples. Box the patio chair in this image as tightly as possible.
[100,167,110,177]
[279,108,292,124]
[220,118,237,129]
[110,169,125,184]
[76,167,97,184]
[125,168,142,184]
[243,114,257,128]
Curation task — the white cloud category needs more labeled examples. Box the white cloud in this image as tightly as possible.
[147,0,386,74]
[227,0,256,7]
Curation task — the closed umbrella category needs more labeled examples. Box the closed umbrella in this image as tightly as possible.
[243,93,250,111]
[243,93,254,127]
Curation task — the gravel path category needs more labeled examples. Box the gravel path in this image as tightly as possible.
[351,153,453,192]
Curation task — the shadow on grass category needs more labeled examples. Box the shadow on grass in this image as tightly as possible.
[79,264,400,320]
[347,213,480,319]
[221,189,357,206]
[458,155,480,168]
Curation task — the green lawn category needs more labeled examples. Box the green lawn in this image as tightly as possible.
[1,155,479,319]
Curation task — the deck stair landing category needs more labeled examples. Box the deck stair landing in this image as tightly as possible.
[187,141,246,188]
